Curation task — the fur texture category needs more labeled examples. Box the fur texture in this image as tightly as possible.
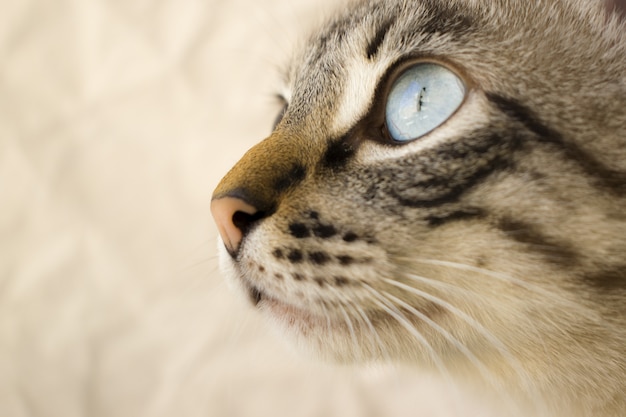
[212,1,626,415]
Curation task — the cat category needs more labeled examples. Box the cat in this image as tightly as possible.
[211,0,626,415]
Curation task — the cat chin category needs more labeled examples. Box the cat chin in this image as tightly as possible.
[263,308,447,367]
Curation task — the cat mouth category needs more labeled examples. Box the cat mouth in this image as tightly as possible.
[246,284,264,306]
[244,283,323,329]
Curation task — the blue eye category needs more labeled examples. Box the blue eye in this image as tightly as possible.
[385,63,465,142]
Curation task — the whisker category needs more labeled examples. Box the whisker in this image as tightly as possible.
[404,259,584,356]
[353,304,388,361]
[387,276,548,413]
[178,255,221,273]
[396,265,548,351]
[382,290,526,416]
[412,258,580,309]
[381,290,485,369]
[361,283,448,373]
[323,305,333,336]
[363,284,473,417]
[335,300,361,360]
[387,277,521,370]
[326,286,385,360]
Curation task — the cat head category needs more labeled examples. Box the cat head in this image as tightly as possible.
[212,0,625,414]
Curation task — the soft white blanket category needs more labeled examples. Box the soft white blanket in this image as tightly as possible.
[1,0,491,415]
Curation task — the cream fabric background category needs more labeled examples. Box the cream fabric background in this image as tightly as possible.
[1,0,494,416]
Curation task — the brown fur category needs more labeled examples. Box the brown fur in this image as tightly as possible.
[212,1,626,415]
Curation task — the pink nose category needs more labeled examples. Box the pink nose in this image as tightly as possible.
[210,196,259,255]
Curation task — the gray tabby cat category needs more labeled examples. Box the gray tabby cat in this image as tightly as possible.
[211,0,626,415]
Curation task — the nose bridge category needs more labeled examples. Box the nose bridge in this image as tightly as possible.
[212,130,314,211]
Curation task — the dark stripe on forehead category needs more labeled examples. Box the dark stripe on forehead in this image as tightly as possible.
[487,93,626,195]
[366,20,394,60]
[418,0,475,35]
[605,0,626,18]
[315,20,349,53]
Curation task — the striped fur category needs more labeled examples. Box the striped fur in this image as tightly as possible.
[212,1,626,416]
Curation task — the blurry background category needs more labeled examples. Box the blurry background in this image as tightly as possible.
[0,0,493,415]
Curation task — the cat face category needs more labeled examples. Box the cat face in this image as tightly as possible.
[212,0,625,415]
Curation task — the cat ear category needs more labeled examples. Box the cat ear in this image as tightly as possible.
[605,0,626,19]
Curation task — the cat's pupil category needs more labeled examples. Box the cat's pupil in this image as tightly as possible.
[417,87,426,111]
